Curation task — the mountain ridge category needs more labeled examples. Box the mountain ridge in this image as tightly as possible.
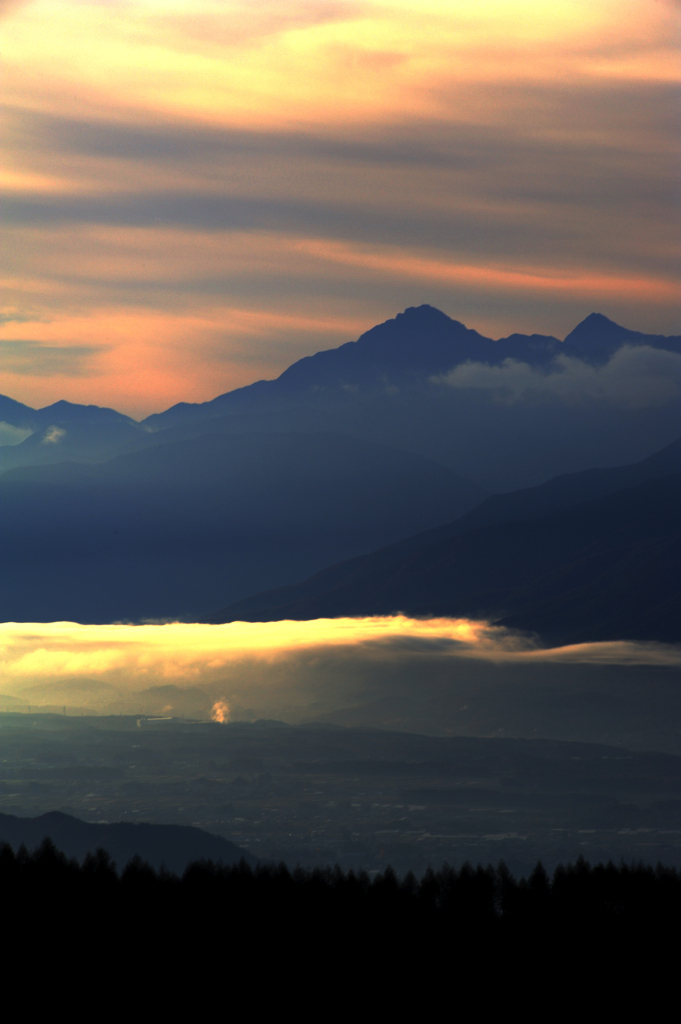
[0,809,254,873]
[211,441,681,644]
[142,307,681,431]
[2,309,679,436]
[3,307,680,493]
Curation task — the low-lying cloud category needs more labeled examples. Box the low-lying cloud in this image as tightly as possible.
[0,421,32,446]
[433,345,681,408]
[1,617,679,728]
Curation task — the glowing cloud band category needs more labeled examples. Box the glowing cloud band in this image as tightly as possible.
[0,617,678,723]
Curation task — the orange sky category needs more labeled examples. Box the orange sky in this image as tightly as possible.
[1,0,679,417]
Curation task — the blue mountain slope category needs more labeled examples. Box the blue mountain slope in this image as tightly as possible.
[213,440,681,644]
[143,306,681,431]
[0,430,486,622]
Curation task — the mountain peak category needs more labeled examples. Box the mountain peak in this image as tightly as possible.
[36,400,135,424]
[564,313,629,343]
[398,304,453,322]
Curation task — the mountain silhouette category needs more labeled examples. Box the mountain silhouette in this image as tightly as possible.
[213,440,681,644]
[143,306,681,431]
[0,810,253,873]
[0,397,147,475]
[2,307,680,492]
[562,312,681,362]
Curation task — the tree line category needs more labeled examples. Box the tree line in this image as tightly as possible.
[2,837,678,1005]
[3,837,680,928]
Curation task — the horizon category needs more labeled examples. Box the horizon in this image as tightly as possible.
[2,305,678,420]
[2,1,679,417]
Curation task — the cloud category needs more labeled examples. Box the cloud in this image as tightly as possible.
[0,0,30,16]
[151,1,361,52]
[433,345,681,408]
[2,1,679,411]
[0,617,679,723]
[0,421,32,446]
[0,340,103,377]
[41,424,66,444]
[0,313,41,324]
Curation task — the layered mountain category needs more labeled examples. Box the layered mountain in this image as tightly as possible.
[143,307,681,431]
[0,397,147,474]
[0,430,485,622]
[2,307,680,492]
[214,440,681,644]
[136,309,681,491]
[1,307,680,629]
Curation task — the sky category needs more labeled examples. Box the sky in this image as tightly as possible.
[1,616,679,721]
[2,0,680,418]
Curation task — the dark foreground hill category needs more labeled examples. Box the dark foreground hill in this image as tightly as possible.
[0,810,253,874]
[215,442,681,644]
[0,431,484,621]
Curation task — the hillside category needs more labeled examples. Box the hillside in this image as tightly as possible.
[0,430,485,622]
[0,810,253,873]
[214,444,681,644]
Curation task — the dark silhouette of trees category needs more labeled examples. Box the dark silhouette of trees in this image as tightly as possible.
[1,839,678,1007]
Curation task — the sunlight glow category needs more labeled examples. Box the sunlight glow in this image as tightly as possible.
[0,617,678,720]
[1,0,678,409]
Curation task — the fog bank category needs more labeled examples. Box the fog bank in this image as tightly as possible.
[1,617,680,750]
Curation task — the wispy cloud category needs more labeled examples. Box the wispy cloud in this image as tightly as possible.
[0,339,103,376]
[0,421,32,445]
[1,0,678,411]
[41,424,66,444]
[433,345,681,408]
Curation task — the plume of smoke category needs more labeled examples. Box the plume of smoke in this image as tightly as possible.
[211,699,230,723]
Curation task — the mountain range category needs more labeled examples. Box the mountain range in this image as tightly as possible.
[1,306,680,635]
[2,307,680,491]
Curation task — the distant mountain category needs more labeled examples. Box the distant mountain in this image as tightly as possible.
[0,810,253,874]
[0,420,149,475]
[143,307,681,432]
[562,312,681,363]
[0,396,137,431]
[0,430,485,622]
[0,394,37,428]
[214,442,681,644]
[0,397,147,475]
[2,308,680,493]
[137,307,681,492]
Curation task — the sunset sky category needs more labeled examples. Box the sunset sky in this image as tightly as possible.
[2,0,679,417]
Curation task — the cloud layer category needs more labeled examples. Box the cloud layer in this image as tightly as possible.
[1,1,679,415]
[1,616,678,724]
[434,345,681,408]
